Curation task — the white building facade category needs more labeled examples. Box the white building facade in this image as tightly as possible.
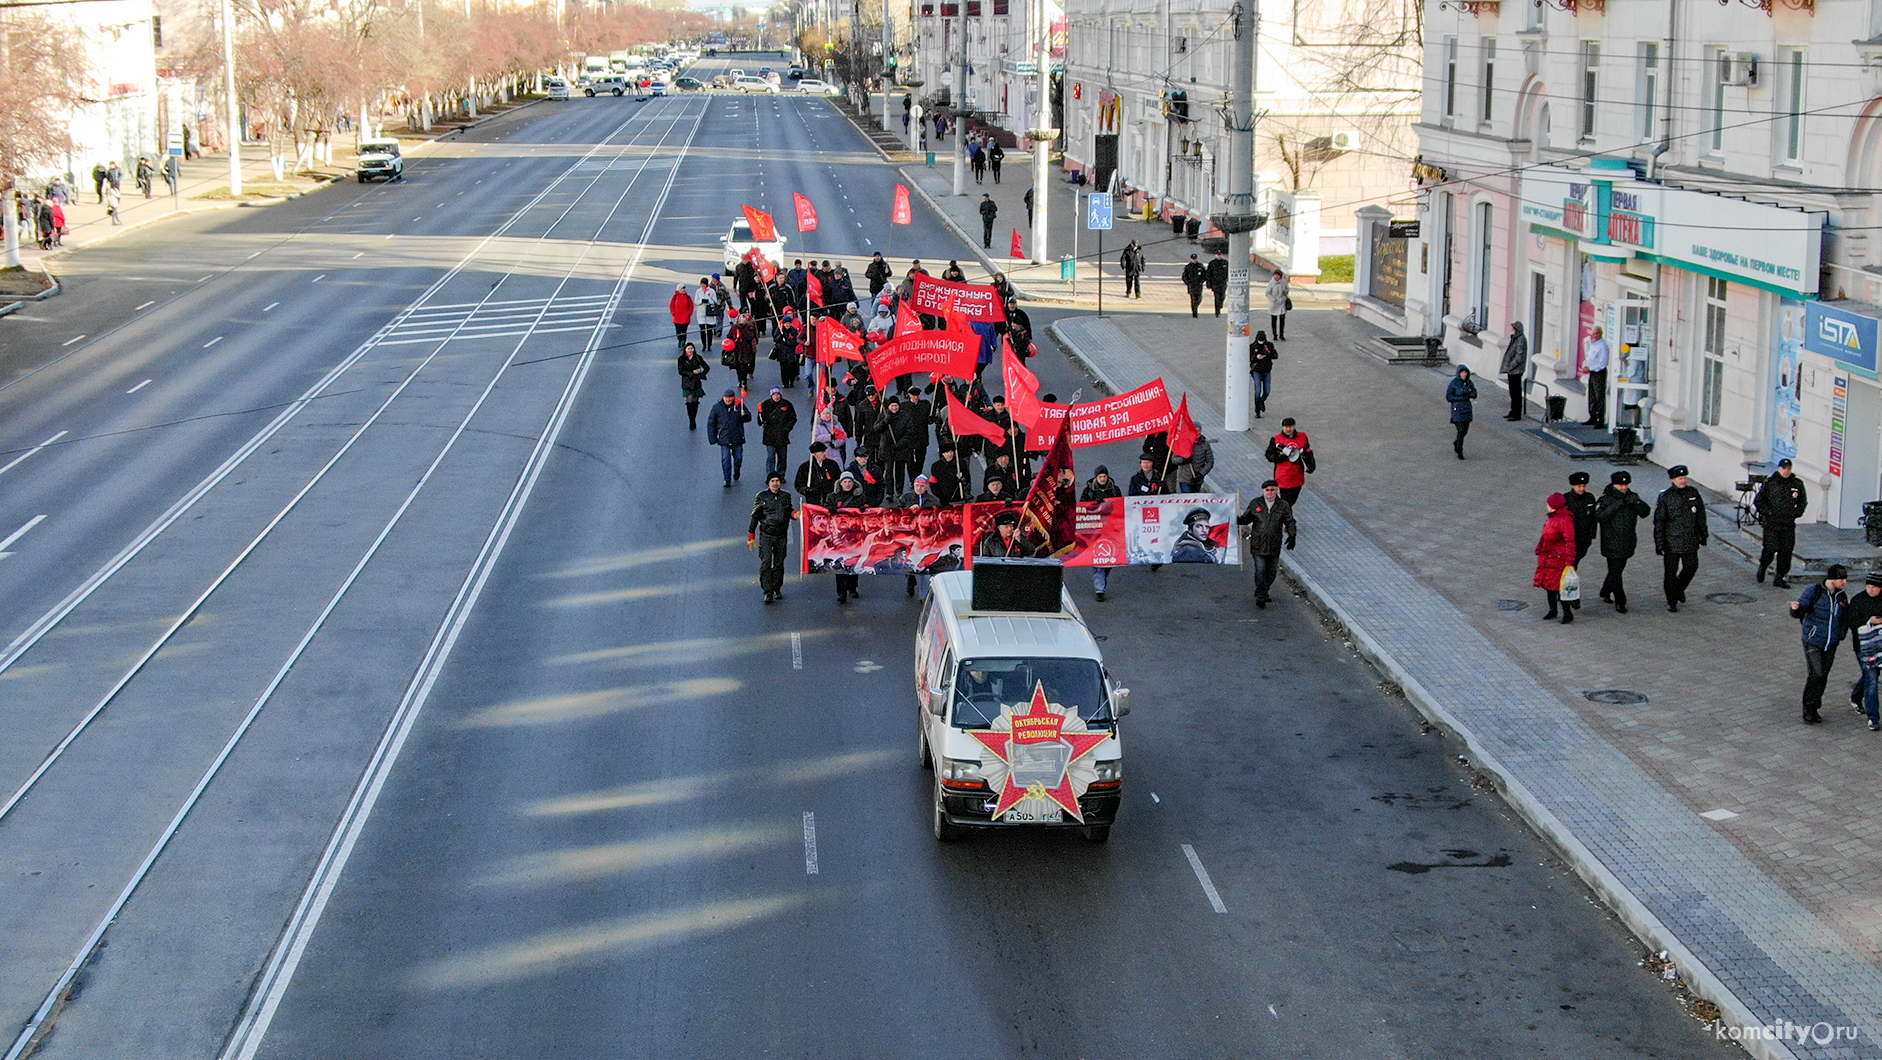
[1394,0,1882,526]
[910,0,1061,142]
[21,0,162,182]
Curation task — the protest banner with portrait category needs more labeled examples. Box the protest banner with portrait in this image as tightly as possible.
[800,504,968,576]
[1124,495,1241,566]
[962,499,1126,568]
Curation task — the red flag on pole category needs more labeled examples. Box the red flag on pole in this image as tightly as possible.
[806,270,824,307]
[1010,228,1024,259]
[948,396,1009,444]
[1003,339,1045,430]
[815,319,866,363]
[741,205,779,242]
[792,193,818,232]
[1170,394,1202,460]
[892,184,913,225]
[1019,415,1078,556]
[894,297,922,337]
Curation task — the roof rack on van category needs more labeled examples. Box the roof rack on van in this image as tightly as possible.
[971,558,1063,614]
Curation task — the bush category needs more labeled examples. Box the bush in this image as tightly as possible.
[1318,254,1354,283]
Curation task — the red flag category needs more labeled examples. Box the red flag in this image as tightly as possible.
[948,396,1008,444]
[807,270,824,307]
[892,184,913,225]
[894,297,921,337]
[1169,395,1202,460]
[1019,415,1077,555]
[815,319,865,363]
[1010,228,1024,258]
[793,193,818,232]
[1002,339,1044,430]
[741,205,779,242]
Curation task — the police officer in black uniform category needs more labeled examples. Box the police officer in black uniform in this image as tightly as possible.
[749,472,798,603]
[1653,465,1708,612]
[1755,458,1809,588]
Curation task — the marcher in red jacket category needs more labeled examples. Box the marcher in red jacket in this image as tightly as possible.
[669,285,695,350]
[1535,492,1579,625]
[1265,418,1314,506]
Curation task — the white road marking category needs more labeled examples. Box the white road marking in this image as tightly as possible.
[791,632,803,669]
[263,302,279,312]
[352,252,364,259]
[0,431,68,478]
[197,275,212,282]
[1269,1004,1279,1018]
[385,234,395,239]
[802,812,819,874]
[1182,843,1228,913]
[0,515,46,559]
[61,335,85,346]
[1700,808,1740,821]
[247,251,261,259]
[1150,792,1160,803]
[312,275,325,282]
[134,301,155,310]
[203,336,224,348]
[125,379,152,394]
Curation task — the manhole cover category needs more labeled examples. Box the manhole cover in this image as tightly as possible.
[1584,689,1648,705]
[1705,592,1755,604]
[1495,599,1529,612]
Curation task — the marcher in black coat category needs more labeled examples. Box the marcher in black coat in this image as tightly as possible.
[928,442,971,505]
[1594,471,1650,612]
[748,475,797,602]
[1563,472,1599,564]
[1236,479,1297,608]
[1181,255,1207,317]
[1754,460,1809,587]
[1204,253,1230,316]
[758,388,797,478]
[1653,465,1708,611]
[794,442,842,508]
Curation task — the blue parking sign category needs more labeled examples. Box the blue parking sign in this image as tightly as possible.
[1087,192,1113,231]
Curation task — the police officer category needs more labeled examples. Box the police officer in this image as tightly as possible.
[1182,254,1207,318]
[1563,471,1599,571]
[1755,458,1808,588]
[749,472,798,604]
[1653,465,1708,612]
[1594,470,1650,613]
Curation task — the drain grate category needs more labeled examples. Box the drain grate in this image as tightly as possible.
[1584,689,1648,705]
[1705,592,1755,604]
[1495,599,1529,612]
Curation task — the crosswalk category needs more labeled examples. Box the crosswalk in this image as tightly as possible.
[377,294,614,346]
[567,156,680,173]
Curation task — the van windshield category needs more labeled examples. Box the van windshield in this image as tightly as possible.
[952,658,1108,730]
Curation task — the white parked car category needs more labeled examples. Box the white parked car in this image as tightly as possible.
[796,79,839,95]
[545,77,570,100]
[721,216,786,269]
[732,76,779,94]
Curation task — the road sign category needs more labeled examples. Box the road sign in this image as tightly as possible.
[1087,192,1113,231]
[167,133,183,157]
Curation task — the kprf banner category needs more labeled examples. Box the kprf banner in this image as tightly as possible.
[792,193,818,232]
[1068,379,1175,448]
[816,319,865,363]
[910,274,1008,323]
[892,184,913,225]
[867,329,978,381]
[1124,495,1240,565]
[801,504,967,575]
[1025,403,1072,452]
[962,499,1124,568]
[741,205,779,242]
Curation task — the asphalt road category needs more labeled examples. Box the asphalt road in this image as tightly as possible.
[0,54,1739,1059]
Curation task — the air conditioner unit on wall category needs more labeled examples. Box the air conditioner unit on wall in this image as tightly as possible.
[1328,130,1360,152]
[1723,53,1758,86]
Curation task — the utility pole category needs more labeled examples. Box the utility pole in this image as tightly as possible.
[879,0,892,131]
[950,0,966,195]
[221,0,241,195]
[3,188,18,270]
[1217,0,1258,434]
[464,0,476,118]
[1028,0,1051,263]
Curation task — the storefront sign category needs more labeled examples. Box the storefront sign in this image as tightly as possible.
[1831,378,1848,477]
[1369,223,1407,309]
[1804,302,1879,373]
[1774,299,1805,462]
[1386,220,1420,239]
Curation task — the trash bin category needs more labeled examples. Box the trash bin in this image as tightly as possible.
[1185,217,1202,240]
[1547,395,1568,422]
[1171,214,1185,236]
[926,151,935,167]
[1865,502,1882,547]
[1615,426,1638,455]
[1060,255,1075,282]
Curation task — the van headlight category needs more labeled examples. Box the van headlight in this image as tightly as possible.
[1090,760,1122,786]
[941,759,987,788]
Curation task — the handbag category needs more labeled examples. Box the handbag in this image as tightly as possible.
[1284,295,1294,311]
[1559,566,1581,602]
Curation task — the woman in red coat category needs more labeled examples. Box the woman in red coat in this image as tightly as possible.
[669,284,695,350]
[1535,492,1578,624]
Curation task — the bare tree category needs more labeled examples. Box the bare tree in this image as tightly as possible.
[0,10,90,188]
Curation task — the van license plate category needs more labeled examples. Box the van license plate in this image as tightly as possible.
[1003,808,1062,824]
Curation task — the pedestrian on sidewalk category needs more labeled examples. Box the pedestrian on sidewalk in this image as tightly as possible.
[1755,458,1808,587]
[106,161,122,193]
[1248,331,1277,418]
[1791,564,1849,724]
[1583,328,1611,427]
[1182,254,1206,317]
[989,142,1005,183]
[1266,418,1314,506]
[1500,321,1528,420]
[760,386,797,478]
[162,156,179,197]
[103,180,122,224]
[1595,470,1649,612]
[46,176,68,204]
[92,162,107,203]
[706,389,751,487]
[47,199,65,247]
[136,157,154,198]
[969,136,985,184]
[1446,366,1477,459]
[749,472,798,604]
[1266,271,1291,339]
[1205,252,1229,316]
[35,198,56,250]
[1846,571,1882,730]
[1654,465,1708,612]
[1565,471,1598,567]
[669,284,694,349]
[1237,479,1297,609]
[978,194,998,248]
[677,341,710,430]
[1120,241,1144,298]
[1024,187,1034,227]
[1081,466,1123,600]
[1536,493,1578,624]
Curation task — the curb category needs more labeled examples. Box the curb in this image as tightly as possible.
[0,265,63,314]
[1044,317,1797,1060]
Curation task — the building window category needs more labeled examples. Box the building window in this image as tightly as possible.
[152,14,162,49]
[1473,200,1494,326]
[1579,41,1599,139]
[1480,38,1496,124]
[1636,42,1658,142]
[1443,37,1458,120]
[1525,0,1544,32]
[1777,48,1805,163]
[1701,277,1727,426]
[1871,0,1882,40]
[1708,47,1728,153]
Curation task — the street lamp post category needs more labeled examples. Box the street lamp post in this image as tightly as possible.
[1027,0,1051,264]
[221,0,241,195]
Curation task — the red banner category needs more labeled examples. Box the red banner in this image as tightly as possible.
[801,504,967,575]
[867,329,978,381]
[1019,418,1077,555]
[1068,379,1175,448]
[792,192,818,232]
[894,298,921,338]
[816,320,865,364]
[892,184,913,225]
[1002,341,1044,429]
[741,205,778,243]
[963,500,1125,567]
[1170,394,1201,459]
[948,396,1008,445]
[910,274,1008,323]
[1025,402,1072,452]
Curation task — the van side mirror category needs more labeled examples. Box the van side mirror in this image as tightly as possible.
[1112,687,1130,718]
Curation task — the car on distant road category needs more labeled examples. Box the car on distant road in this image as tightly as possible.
[733,75,779,94]
[721,216,786,269]
[584,75,626,96]
[545,77,570,100]
[675,76,705,91]
[796,79,839,95]
[650,80,668,96]
[788,65,805,79]
[354,137,404,182]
